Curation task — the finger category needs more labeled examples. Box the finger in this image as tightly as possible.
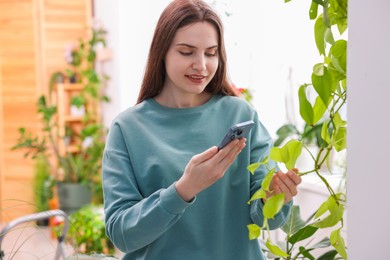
[287,170,302,185]
[214,138,240,162]
[277,172,298,197]
[218,138,246,165]
[191,146,219,164]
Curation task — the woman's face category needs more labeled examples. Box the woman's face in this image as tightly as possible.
[163,21,219,96]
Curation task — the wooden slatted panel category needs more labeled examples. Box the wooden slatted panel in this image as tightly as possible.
[42,0,92,93]
[0,34,4,217]
[0,0,92,221]
[0,0,39,221]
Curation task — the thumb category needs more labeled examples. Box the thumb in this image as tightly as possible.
[191,146,218,164]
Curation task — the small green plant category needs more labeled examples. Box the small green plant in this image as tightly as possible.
[64,27,110,107]
[12,96,106,185]
[67,205,115,255]
[33,154,53,213]
[247,0,348,259]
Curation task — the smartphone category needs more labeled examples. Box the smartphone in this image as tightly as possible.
[218,120,255,150]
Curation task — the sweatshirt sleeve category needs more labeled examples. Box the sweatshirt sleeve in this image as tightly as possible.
[248,112,292,230]
[102,122,194,253]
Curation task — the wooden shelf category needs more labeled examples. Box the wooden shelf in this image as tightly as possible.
[54,83,99,156]
[64,115,83,122]
[65,145,79,154]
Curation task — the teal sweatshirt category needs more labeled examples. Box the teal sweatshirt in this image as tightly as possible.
[102,95,292,260]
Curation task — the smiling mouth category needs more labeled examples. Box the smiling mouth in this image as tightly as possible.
[186,75,206,80]
[186,75,206,84]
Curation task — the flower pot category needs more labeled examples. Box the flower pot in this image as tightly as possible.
[57,183,92,215]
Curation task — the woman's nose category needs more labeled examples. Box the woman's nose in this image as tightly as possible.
[192,55,206,71]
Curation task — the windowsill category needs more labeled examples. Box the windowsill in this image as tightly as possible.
[299,171,346,196]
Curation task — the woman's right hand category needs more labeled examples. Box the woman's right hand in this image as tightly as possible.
[175,138,246,201]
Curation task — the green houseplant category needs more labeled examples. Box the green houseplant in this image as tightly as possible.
[247,0,348,259]
[66,205,115,255]
[12,27,110,215]
[32,153,53,225]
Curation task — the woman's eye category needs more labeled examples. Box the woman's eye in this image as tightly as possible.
[179,51,192,56]
[206,52,217,57]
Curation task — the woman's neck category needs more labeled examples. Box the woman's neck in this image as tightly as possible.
[154,89,212,108]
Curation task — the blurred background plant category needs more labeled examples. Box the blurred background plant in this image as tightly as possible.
[11,26,111,214]
[66,205,115,255]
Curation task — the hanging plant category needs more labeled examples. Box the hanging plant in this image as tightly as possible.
[247,0,348,259]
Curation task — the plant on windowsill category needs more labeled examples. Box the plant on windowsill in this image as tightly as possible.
[11,26,110,215]
[246,0,348,259]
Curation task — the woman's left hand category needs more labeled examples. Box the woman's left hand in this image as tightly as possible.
[267,168,302,203]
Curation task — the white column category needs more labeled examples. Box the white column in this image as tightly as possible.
[348,0,390,258]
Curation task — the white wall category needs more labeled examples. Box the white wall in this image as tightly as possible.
[94,0,319,136]
[94,0,171,127]
[348,0,390,259]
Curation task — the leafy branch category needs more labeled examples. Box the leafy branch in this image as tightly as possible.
[247,0,348,258]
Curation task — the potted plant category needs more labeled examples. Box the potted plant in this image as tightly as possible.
[11,27,110,215]
[66,204,115,256]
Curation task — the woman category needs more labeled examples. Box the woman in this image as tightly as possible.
[102,0,301,259]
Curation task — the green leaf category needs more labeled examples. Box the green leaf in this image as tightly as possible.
[317,249,338,260]
[274,124,299,147]
[321,121,331,144]
[266,239,289,258]
[281,205,305,235]
[298,246,315,260]
[309,237,331,250]
[333,126,346,152]
[285,140,303,170]
[261,169,275,191]
[263,193,285,219]
[312,195,344,228]
[324,27,335,45]
[288,225,319,245]
[309,1,318,20]
[330,40,347,74]
[298,85,314,126]
[71,95,86,108]
[270,147,288,165]
[247,163,261,175]
[313,63,324,76]
[247,156,269,175]
[312,67,333,105]
[333,112,346,128]
[336,18,348,35]
[314,14,327,55]
[248,189,267,204]
[313,96,327,124]
[247,224,261,240]
[330,228,347,259]
[270,140,302,170]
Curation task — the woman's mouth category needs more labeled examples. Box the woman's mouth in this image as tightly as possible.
[186,75,206,84]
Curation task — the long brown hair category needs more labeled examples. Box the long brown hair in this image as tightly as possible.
[136,0,239,104]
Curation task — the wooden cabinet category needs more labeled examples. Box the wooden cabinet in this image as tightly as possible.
[0,0,92,221]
